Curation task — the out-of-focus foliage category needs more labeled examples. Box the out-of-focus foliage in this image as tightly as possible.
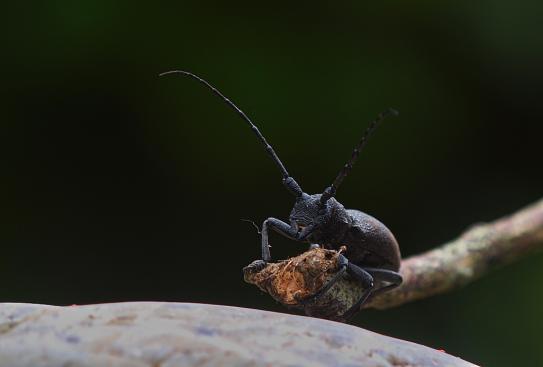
[2,1,543,365]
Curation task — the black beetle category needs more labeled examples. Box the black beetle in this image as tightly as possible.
[161,71,402,321]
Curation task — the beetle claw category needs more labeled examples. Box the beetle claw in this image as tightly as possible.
[295,293,319,306]
[243,259,268,273]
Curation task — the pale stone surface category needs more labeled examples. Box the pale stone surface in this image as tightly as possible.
[0,302,477,367]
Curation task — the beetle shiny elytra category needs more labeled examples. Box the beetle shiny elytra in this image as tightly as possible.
[161,71,402,321]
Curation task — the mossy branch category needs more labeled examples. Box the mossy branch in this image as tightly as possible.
[366,197,543,309]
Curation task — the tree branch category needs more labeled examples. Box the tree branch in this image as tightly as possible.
[366,197,543,309]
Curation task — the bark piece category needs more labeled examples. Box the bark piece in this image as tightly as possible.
[243,248,365,320]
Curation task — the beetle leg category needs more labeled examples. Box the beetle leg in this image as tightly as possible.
[362,267,402,300]
[261,217,298,262]
[296,254,348,306]
[297,224,316,241]
[340,267,402,321]
[340,257,375,321]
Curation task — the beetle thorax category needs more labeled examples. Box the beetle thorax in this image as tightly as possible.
[289,194,349,244]
[289,193,322,226]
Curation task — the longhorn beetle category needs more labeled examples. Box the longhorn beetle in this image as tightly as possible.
[161,70,402,321]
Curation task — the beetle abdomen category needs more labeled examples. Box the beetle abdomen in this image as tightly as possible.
[344,209,401,271]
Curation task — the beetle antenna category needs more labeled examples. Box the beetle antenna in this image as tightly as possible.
[320,108,398,204]
[160,70,303,197]
[240,219,262,235]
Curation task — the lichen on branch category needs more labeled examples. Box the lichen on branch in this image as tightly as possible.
[367,197,543,309]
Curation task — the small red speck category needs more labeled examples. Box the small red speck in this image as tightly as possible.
[437,349,446,353]
[70,304,78,307]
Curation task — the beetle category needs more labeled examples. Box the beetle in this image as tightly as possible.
[161,70,402,321]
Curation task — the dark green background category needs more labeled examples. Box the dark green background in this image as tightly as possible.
[3,2,543,365]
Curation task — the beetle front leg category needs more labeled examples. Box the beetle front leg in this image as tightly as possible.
[261,217,298,262]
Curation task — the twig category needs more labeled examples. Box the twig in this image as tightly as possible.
[366,197,543,309]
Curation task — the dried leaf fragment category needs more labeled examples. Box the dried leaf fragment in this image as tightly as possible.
[243,248,366,321]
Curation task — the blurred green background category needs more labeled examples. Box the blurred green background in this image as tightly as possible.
[3,1,543,365]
